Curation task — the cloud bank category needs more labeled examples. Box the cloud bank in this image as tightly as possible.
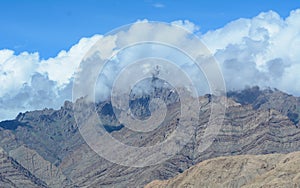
[201,9,300,94]
[1,9,300,120]
[0,35,102,120]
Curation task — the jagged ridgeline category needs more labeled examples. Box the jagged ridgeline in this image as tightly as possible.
[96,76,181,135]
[0,87,300,187]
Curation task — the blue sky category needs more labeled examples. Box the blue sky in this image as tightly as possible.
[1,0,300,58]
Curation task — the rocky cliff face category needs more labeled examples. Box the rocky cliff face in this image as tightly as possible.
[0,147,47,188]
[145,151,300,188]
[228,86,300,126]
[0,87,300,187]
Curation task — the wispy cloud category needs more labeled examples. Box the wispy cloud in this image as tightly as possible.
[152,3,165,8]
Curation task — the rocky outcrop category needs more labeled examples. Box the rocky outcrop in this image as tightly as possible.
[145,151,300,188]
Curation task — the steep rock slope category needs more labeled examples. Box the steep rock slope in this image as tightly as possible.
[0,147,47,188]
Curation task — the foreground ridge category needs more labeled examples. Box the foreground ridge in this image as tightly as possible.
[145,151,300,188]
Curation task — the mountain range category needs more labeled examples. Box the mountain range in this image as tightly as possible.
[1,86,300,187]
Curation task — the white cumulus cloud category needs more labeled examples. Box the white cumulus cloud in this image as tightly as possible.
[0,35,101,120]
[201,9,300,94]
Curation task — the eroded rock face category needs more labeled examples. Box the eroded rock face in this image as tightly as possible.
[0,147,47,188]
[228,86,300,125]
[0,87,300,187]
[9,145,69,188]
[145,151,300,188]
